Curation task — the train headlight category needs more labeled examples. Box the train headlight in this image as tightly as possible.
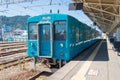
[60,43,64,47]
[30,42,33,46]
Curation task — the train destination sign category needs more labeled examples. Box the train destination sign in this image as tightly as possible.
[42,16,51,20]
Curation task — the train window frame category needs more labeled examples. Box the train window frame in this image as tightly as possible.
[54,20,67,41]
[28,22,38,40]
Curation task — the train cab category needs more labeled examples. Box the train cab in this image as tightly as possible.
[27,14,68,61]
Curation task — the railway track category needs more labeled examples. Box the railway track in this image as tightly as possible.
[0,41,27,57]
[0,41,40,80]
[0,45,26,51]
[0,52,27,65]
[0,42,26,47]
[0,41,26,50]
[0,42,26,50]
[0,47,27,57]
[0,41,29,70]
[0,57,32,70]
[0,41,26,44]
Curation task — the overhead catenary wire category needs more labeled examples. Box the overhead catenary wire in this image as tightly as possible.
[0,0,82,18]
[0,0,38,5]
[14,0,67,15]
[15,3,40,14]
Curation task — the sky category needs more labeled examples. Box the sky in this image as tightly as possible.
[0,0,101,32]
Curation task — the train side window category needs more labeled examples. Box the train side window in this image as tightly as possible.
[54,21,66,40]
[86,30,89,40]
[85,29,88,40]
[76,27,79,42]
[71,26,75,40]
[28,23,37,40]
[79,29,83,41]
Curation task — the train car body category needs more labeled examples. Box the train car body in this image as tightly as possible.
[27,13,99,61]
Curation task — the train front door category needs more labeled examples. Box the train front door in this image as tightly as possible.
[37,22,53,57]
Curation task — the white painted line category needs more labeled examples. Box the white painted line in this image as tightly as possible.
[70,41,102,80]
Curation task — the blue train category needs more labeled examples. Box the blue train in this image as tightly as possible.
[27,13,100,67]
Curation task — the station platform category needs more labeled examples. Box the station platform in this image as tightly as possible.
[46,38,120,80]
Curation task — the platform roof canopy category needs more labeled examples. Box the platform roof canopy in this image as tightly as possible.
[73,0,120,33]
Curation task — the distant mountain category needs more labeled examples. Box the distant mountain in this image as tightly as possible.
[0,15,30,30]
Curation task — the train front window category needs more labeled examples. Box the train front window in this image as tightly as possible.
[28,23,37,40]
[54,21,66,40]
[42,24,50,40]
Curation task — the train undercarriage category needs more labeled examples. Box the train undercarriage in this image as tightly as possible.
[32,57,67,69]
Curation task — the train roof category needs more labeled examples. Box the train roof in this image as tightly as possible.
[27,13,78,22]
[27,13,96,31]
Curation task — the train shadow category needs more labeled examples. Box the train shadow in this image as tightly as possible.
[92,40,109,61]
[73,39,109,61]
